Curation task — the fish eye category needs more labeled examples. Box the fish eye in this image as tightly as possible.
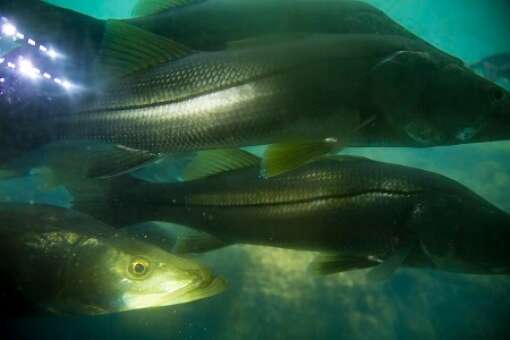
[129,257,150,278]
[490,87,506,102]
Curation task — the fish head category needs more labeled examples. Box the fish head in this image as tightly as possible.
[417,196,510,275]
[369,50,510,145]
[454,222,510,275]
[421,62,510,144]
[61,232,226,315]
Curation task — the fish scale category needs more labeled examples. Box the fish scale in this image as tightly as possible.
[25,35,432,153]
[179,159,427,207]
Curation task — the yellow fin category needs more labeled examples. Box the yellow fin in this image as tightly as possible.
[183,149,260,181]
[96,20,192,79]
[262,139,339,178]
[262,115,376,178]
[131,0,205,17]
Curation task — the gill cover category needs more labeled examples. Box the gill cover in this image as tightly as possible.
[367,50,444,145]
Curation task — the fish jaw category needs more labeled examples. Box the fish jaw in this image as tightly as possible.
[119,267,226,312]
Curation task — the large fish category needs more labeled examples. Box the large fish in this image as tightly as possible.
[0,203,225,317]
[127,0,447,53]
[69,150,510,279]
[5,23,509,177]
[0,0,453,58]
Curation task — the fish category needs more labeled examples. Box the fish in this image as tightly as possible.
[0,203,225,317]
[126,0,451,54]
[67,150,510,280]
[471,52,510,83]
[5,23,509,178]
[1,0,454,55]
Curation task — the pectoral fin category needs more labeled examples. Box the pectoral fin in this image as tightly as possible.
[308,253,378,275]
[262,115,376,178]
[183,149,260,181]
[262,139,338,178]
[366,246,411,282]
[131,0,205,17]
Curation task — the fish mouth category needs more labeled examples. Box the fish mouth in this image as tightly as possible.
[170,275,227,305]
[120,274,226,312]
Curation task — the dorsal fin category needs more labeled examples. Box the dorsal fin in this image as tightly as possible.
[131,0,206,17]
[183,149,260,181]
[96,20,192,79]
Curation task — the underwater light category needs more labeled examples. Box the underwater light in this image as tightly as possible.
[0,15,78,91]
[18,58,36,78]
[61,80,71,89]
[47,49,58,59]
[1,23,16,37]
[1,17,62,60]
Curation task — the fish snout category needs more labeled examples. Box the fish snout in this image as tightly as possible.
[475,93,510,142]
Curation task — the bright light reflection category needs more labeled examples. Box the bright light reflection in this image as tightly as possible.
[47,49,58,59]
[62,79,71,89]
[18,58,38,78]
[0,19,76,89]
[1,23,16,36]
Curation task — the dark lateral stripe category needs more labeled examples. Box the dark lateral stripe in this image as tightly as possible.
[178,189,425,208]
